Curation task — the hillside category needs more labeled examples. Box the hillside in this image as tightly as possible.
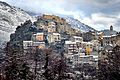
[100,29,117,36]
[65,17,97,33]
[0,1,35,48]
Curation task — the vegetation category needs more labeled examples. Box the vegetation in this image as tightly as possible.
[1,44,120,80]
[1,51,34,80]
[98,46,120,80]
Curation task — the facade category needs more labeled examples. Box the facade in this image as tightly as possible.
[39,25,47,30]
[65,41,77,54]
[96,32,106,39]
[43,14,66,24]
[72,36,83,42]
[23,41,33,53]
[102,35,120,47]
[32,33,45,42]
[33,42,45,49]
[65,37,93,56]
[71,28,76,35]
[23,41,33,50]
[91,40,101,51]
[57,24,66,33]
[23,41,45,53]
[102,26,120,47]
[66,52,98,69]
[65,24,72,34]
[89,30,105,39]
[47,22,56,33]
[86,42,93,56]
[47,33,61,43]
[102,35,117,47]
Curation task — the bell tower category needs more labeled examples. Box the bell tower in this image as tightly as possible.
[110,25,113,36]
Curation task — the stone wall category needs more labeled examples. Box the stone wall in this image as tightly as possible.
[43,14,66,24]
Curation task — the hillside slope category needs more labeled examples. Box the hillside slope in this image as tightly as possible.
[0,1,35,48]
[65,17,97,33]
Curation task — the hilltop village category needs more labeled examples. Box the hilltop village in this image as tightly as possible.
[6,14,120,79]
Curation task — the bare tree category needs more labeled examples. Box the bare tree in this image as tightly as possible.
[98,45,120,80]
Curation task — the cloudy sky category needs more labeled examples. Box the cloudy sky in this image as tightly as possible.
[1,0,120,31]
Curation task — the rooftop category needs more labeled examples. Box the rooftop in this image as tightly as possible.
[33,33,44,35]
[53,33,60,35]
[33,42,45,44]
[65,41,76,44]
[102,35,116,38]
[73,36,83,39]
[23,41,33,43]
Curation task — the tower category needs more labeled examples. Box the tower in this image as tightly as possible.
[110,25,113,36]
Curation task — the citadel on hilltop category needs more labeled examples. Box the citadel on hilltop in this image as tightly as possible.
[1,1,120,79]
[7,14,120,78]
[8,14,120,56]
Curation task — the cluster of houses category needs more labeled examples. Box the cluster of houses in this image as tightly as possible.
[64,36,99,69]
[23,32,61,52]
[22,15,120,78]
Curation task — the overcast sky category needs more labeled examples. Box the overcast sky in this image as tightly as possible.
[1,0,120,31]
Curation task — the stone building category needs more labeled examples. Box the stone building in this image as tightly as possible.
[96,32,105,39]
[47,33,61,43]
[33,42,45,49]
[91,40,101,51]
[57,24,66,33]
[102,35,120,46]
[31,33,45,42]
[72,36,83,42]
[47,21,56,33]
[23,41,33,50]
[65,24,72,34]
[23,40,45,53]
[86,42,93,56]
[43,14,66,24]
[65,41,78,54]
[65,52,98,69]
[102,26,120,47]
[39,25,48,31]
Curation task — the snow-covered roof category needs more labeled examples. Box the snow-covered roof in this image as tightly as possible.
[74,71,81,74]
[81,42,87,44]
[36,33,44,35]
[111,35,116,37]
[91,40,99,42]
[87,42,93,45]
[23,41,33,43]
[33,42,45,44]
[102,36,111,38]
[109,44,113,47]
[102,35,116,38]
[65,41,76,44]
[49,21,55,24]
[33,33,44,36]
[68,53,73,55]
[78,48,82,49]
[92,33,95,35]
[73,36,83,39]
[79,56,89,57]
[73,54,79,56]
[97,32,103,35]
[79,55,98,58]
[53,33,60,35]
[92,55,98,58]
[75,41,83,43]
